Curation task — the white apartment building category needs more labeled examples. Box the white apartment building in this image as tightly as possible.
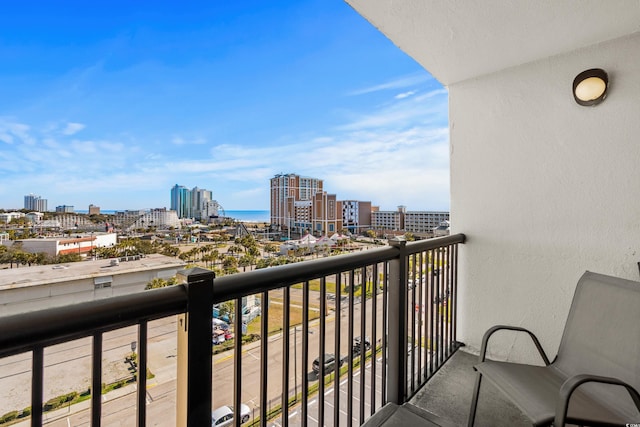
[371,207,404,231]
[0,212,25,224]
[404,211,450,234]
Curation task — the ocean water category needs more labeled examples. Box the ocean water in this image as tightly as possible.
[76,209,270,222]
[223,210,270,222]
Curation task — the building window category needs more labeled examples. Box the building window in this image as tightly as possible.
[94,276,113,289]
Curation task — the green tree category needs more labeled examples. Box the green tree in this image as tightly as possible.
[145,277,177,290]
[238,254,256,272]
[219,300,235,321]
[263,243,278,256]
[222,256,238,275]
[56,253,82,263]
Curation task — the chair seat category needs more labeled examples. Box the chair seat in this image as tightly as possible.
[361,403,445,427]
[476,361,629,426]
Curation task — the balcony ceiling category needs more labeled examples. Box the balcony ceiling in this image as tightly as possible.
[346,0,640,85]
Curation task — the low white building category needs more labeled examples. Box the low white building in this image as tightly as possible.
[0,254,185,316]
[0,212,25,224]
[3,233,117,257]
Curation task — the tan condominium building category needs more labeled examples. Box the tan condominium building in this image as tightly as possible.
[270,173,323,232]
[312,192,343,236]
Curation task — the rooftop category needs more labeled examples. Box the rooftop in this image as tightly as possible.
[0,254,185,290]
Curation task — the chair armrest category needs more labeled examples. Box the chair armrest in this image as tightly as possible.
[554,374,640,427]
[478,325,551,365]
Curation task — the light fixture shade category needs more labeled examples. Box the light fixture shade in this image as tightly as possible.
[573,68,608,106]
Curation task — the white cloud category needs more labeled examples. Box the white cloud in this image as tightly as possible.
[172,136,206,145]
[348,72,433,96]
[62,122,85,135]
[0,133,13,144]
[395,91,415,99]
[1,72,450,211]
[0,120,35,145]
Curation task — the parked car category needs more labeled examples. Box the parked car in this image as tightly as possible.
[212,329,226,345]
[212,318,230,331]
[211,403,251,426]
[313,353,344,375]
[352,336,371,356]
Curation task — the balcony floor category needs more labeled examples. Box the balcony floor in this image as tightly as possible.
[409,349,531,427]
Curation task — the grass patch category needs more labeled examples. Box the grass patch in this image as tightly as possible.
[212,333,261,354]
[246,302,321,336]
[291,278,338,293]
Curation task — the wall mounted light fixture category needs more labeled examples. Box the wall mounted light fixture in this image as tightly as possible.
[573,68,608,106]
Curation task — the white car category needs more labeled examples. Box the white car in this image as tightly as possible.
[212,403,251,426]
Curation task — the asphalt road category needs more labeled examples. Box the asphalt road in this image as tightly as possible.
[3,285,443,426]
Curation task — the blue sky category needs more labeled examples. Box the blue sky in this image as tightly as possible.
[0,1,449,212]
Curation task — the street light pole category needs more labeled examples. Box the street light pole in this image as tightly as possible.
[294,326,298,400]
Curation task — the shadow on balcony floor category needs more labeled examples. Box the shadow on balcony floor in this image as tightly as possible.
[409,349,531,427]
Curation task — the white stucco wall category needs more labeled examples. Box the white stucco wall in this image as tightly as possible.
[451,33,640,361]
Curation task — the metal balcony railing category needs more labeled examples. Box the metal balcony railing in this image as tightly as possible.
[0,234,464,427]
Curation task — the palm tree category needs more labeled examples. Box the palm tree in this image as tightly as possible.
[222,256,238,275]
[263,243,279,257]
[238,254,256,272]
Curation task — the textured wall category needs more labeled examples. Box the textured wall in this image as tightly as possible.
[451,33,640,360]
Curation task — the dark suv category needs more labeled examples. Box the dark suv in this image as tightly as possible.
[313,353,343,375]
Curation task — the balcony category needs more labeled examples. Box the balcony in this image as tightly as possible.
[0,234,479,427]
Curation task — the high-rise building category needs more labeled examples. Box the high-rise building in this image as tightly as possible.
[170,185,218,220]
[171,184,192,219]
[191,187,214,221]
[24,194,48,212]
[270,173,323,232]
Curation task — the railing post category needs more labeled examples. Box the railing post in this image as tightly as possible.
[176,267,214,427]
[387,237,408,404]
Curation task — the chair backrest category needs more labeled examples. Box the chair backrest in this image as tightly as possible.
[555,271,640,416]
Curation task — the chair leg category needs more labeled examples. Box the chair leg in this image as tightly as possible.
[467,372,483,427]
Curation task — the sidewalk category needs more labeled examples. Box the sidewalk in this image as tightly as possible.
[12,383,138,427]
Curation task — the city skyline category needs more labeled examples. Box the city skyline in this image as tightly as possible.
[0,1,450,211]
